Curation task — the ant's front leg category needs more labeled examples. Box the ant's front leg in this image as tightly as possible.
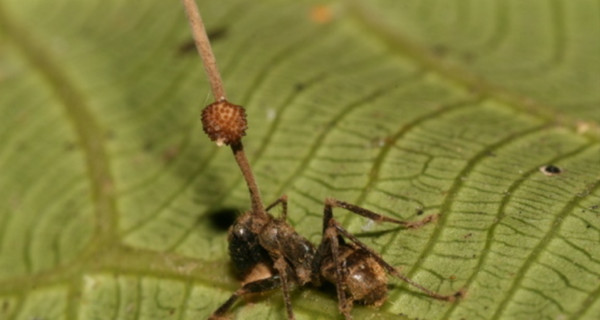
[209,275,282,320]
[272,255,295,320]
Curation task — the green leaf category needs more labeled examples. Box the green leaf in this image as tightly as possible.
[1,0,599,319]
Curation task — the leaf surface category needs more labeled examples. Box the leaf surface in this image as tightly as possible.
[0,0,599,319]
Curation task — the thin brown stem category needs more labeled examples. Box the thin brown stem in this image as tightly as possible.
[181,0,226,100]
[231,141,266,218]
[182,1,266,218]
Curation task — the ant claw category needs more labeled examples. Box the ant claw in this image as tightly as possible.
[447,288,467,302]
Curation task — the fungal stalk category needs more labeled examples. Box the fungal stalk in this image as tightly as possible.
[181,0,266,217]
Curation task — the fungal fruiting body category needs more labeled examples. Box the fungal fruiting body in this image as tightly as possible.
[201,99,247,146]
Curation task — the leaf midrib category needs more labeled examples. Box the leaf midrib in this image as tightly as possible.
[0,3,119,317]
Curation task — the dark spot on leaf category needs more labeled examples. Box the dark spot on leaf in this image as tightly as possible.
[539,165,562,176]
[415,208,424,216]
[208,26,229,42]
[205,207,239,231]
[294,82,305,91]
[178,27,229,55]
[178,40,196,54]
[586,224,592,229]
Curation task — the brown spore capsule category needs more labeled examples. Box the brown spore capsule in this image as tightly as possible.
[201,100,247,146]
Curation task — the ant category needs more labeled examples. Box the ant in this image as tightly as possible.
[181,1,462,319]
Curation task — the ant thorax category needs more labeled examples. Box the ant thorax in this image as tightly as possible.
[257,218,315,285]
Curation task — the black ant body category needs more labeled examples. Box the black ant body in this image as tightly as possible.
[181,2,462,319]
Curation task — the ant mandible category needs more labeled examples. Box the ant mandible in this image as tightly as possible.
[181,2,462,319]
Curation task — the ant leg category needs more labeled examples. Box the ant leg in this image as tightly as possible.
[315,203,353,319]
[323,198,460,301]
[265,195,288,219]
[325,198,437,229]
[209,276,282,320]
[273,255,295,320]
[210,257,298,320]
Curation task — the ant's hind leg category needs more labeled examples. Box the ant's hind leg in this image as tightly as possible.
[265,195,288,219]
[324,198,437,229]
[209,276,282,320]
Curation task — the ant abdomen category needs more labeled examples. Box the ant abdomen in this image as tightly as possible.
[320,243,388,307]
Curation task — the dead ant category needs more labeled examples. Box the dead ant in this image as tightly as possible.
[181,2,462,319]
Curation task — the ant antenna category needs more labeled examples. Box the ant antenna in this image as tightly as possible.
[181,0,267,218]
